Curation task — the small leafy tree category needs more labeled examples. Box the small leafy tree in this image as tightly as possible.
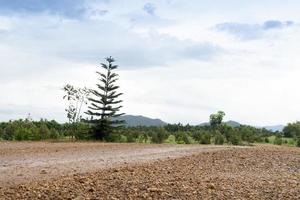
[209,111,225,128]
[86,57,125,140]
[63,85,90,139]
[63,85,90,123]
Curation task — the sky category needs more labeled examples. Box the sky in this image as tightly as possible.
[0,0,300,126]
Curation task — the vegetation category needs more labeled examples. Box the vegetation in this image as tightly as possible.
[0,117,299,147]
[86,57,125,140]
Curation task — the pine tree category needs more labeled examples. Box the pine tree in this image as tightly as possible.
[86,56,125,139]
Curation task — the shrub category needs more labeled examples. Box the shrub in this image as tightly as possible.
[39,125,50,140]
[137,133,149,143]
[214,131,224,145]
[192,131,202,142]
[264,137,270,143]
[3,123,15,140]
[288,139,295,146]
[274,135,283,145]
[296,136,300,147]
[151,128,168,144]
[199,131,211,144]
[165,135,177,144]
[73,123,91,140]
[49,128,60,140]
[126,134,135,143]
[0,128,3,140]
[119,135,128,143]
[174,131,194,144]
[228,130,241,145]
[183,134,196,144]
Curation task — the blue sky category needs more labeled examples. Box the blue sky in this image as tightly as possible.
[0,0,300,125]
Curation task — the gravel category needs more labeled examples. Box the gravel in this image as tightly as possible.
[0,143,299,199]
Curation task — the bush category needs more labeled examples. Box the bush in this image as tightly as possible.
[264,137,270,143]
[3,123,15,140]
[214,131,224,145]
[228,130,241,145]
[119,135,128,143]
[183,134,196,144]
[274,135,283,145]
[49,128,60,140]
[73,123,91,140]
[0,128,3,140]
[165,135,177,144]
[151,128,168,144]
[296,136,300,147]
[39,125,50,140]
[137,133,149,143]
[126,134,135,143]
[288,139,295,146]
[192,131,202,142]
[199,131,211,144]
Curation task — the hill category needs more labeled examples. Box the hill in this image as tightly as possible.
[262,125,284,132]
[199,120,241,127]
[116,115,167,127]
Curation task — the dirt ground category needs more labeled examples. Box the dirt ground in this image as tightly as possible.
[0,142,230,187]
[0,142,299,200]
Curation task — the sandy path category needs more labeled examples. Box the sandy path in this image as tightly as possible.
[0,142,233,187]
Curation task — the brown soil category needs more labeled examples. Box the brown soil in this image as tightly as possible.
[0,142,231,187]
[0,143,299,199]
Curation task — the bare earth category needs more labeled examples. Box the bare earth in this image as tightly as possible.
[0,142,299,199]
[0,142,230,187]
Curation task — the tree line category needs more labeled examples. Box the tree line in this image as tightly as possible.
[0,111,299,147]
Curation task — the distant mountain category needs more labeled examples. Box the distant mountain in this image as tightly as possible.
[262,125,284,132]
[115,115,167,127]
[225,120,241,127]
[116,115,284,131]
[199,120,241,127]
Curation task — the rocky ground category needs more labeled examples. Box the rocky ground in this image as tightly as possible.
[0,143,299,199]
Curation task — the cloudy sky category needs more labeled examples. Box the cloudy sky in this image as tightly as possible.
[0,0,300,126]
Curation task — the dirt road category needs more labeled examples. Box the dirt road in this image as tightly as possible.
[1,143,299,199]
[0,142,231,187]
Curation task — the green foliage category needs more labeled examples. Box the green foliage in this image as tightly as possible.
[227,129,241,145]
[283,122,300,138]
[151,128,168,144]
[119,135,128,143]
[73,123,91,140]
[214,131,225,145]
[199,131,211,144]
[39,124,50,140]
[0,119,88,141]
[49,128,60,140]
[126,134,135,143]
[274,134,283,145]
[296,136,300,147]
[174,131,192,144]
[86,57,125,140]
[0,116,290,147]
[209,111,225,128]
[239,126,255,143]
[165,135,177,144]
[264,137,270,143]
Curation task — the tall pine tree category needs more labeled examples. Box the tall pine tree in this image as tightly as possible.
[86,57,125,139]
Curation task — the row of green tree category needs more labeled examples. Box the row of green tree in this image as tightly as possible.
[1,114,299,147]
